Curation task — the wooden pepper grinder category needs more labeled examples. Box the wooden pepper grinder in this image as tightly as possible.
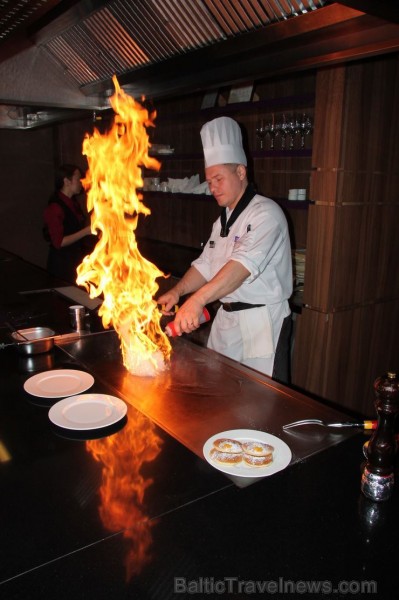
[361,371,399,501]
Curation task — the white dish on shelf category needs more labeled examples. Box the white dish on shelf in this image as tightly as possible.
[49,393,127,431]
[24,369,94,398]
[203,429,292,478]
[157,148,175,155]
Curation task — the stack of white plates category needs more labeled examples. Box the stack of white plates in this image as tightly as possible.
[293,249,306,285]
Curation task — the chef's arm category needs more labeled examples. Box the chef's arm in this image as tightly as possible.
[191,260,250,306]
[157,266,207,313]
[171,260,250,334]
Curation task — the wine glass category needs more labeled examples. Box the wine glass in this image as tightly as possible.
[287,114,302,150]
[256,119,267,150]
[274,118,282,149]
[279,114,289,151]
[300,113,313,148]
[294,115,302,148]
[287,114,296,150]
[269,116,278,150]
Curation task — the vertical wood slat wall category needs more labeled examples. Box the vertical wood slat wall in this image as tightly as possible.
[292,56,399,415]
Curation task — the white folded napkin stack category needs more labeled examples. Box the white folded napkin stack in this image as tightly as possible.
[167,174,210,194]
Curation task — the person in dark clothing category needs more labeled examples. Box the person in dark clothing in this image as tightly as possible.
[43,164,95,284]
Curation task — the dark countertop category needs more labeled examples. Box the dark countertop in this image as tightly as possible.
[0,251,398,599]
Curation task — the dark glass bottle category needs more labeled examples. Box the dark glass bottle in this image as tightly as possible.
[361,371,399,501]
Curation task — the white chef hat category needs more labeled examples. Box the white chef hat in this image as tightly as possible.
[200,116,247,168]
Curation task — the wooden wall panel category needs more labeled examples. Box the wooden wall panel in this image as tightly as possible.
[292,308,330,396]
[284,208,308,250]
[152,92,205,160]
[310,169,339,204]
[328,301,399,415]
[55,116,93,168]
[161,160,205,182]
[340,55,399,174]
[312,65,345,169]
[293,301,399,416]
[0,127,55,269]
[336,170,396,205]
[254,156,312,199]
[255,71,315,100]
[294,56,399,416]
[302,203,399,310]
[338,170,399,206]
[329,204,399,307]
[302,205,336,310]
[137,194,220,249]
[137,238,201,278]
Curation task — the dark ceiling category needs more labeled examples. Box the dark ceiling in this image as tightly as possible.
[0,0,398,128]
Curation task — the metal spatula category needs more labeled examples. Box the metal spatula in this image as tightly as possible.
[283,419,376,430]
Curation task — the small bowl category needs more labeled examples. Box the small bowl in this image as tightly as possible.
[11,327,55,355]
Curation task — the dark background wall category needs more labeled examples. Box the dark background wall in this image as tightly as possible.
[0,127,54,269]
[0,117,94,271]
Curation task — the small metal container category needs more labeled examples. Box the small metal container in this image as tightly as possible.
[11,327,55,355]
[69,305,86,332]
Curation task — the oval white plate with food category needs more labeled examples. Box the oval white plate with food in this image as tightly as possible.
[203,429,292,478]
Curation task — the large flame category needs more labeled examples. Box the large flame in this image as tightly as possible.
[86,412,162,580]
[77,76,171,376]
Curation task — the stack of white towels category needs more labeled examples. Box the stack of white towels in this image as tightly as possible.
[167,174,210,194]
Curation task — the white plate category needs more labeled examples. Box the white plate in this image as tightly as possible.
[158,148,174,155]
[203,429,292,478]
[24,369,94,398]
[49,393,127,431]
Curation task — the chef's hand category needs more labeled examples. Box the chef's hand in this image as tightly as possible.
[172,297,204,335]
[157,289,180,315]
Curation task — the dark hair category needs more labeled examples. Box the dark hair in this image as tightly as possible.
[54,164,82,191]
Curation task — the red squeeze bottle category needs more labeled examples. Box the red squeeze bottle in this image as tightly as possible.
[165,307,211,337]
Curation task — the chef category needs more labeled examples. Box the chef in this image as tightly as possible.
[158,116,293,381]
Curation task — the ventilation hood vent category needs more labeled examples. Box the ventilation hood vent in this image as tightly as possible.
[42,0,323,89]
[0,1,398,128]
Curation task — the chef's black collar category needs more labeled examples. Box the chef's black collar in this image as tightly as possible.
[220,184,256,238]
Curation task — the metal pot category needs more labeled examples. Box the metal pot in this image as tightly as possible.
[10,327,55,355]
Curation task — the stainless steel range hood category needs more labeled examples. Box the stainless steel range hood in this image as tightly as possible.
[0,0,398,129]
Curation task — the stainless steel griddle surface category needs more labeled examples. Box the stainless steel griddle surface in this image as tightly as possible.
[60,330,357,472]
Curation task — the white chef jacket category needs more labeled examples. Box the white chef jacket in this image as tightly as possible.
[192,193,293,376]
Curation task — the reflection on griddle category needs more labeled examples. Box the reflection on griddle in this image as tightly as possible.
[86,411,162,581]
[18,353,55,374]
[167,352,244,397]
